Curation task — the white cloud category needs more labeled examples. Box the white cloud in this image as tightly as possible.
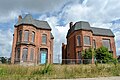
[0,28,13,57]
[38,15,70,63]
[20,0,120,59]
[0,10,21,23]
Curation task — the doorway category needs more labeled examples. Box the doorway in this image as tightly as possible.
[39,48,48,64]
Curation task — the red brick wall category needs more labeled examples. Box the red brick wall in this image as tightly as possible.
[64,29,116,64]
[93,35,116,58]
[11,25,53,64]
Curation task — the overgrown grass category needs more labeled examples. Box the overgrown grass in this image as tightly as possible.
[0,63,120,80]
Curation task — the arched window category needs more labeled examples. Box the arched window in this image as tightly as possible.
[24,30,29,42]
[16,48,20,61]
[31,31,35,42]
[22,48,28,61]
[30,48,34,61]
[77,36,81,46]
[42,34,47,44]
[18,30,22,42]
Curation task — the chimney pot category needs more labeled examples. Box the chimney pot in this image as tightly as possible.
[69,22,73,28]
[18,15,22,21]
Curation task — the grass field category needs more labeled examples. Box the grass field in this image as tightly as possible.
[0,63,120,80]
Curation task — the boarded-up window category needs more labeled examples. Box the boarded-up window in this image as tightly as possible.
[78,51,82,64]
[16,48,20,61]
[30,48,34,61]
[102,39,111,51]
[32,31,35,42]
[24,31,29,42]
[19,30,22,42]
[77,36,81,46]
[22,48,28,61]
[42,34,47,44]
[84,36,90,45]
[93,40,96,49]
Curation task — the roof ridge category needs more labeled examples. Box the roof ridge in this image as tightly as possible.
[91,27,111,30]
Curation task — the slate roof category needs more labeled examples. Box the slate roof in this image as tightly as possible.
[67,21,114,37]
[91,27,114,37]
[51,33,54,39]
[15,14,51,30]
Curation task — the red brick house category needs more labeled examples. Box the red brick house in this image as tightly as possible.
[11,14,54,65]
[62,21,116,64]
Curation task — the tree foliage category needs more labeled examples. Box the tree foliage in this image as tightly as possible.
[82,48,95,64]
[95,46,113,63]
[82,46,117,64]
[0,57,7,63]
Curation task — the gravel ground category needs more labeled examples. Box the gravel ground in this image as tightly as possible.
[56,76,120,80]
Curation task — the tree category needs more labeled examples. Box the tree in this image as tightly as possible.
[1,57,7,63]
[82,48,95,64]
[95,46,113,63]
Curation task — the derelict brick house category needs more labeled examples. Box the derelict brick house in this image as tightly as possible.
[11,14,54,65]
[62,21,116,64]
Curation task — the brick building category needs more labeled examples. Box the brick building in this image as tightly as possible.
[11,14,54,65]
[62,21,116,64]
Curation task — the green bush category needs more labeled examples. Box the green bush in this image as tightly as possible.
[95,46,114,63]
[82,48,95,64]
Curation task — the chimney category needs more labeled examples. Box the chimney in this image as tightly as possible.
[69,22,73,28]
[18,15,22,21]
[62,43,64,46]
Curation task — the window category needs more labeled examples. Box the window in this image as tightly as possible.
[22,48,28,61]
[31,31,35,42]
[102,39,111,51]
[77,36,81,46]
[93,40,96,49]
[78,51,82,64]
[42,34,47,44]
[24,31,29,42]
[84,36,90,45]
[18,30,22,42]
[30,48,34,61]
[16,48,20,61]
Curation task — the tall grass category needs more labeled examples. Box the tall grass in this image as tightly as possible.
[0,64,120,79]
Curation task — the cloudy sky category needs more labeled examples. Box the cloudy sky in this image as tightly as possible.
[0,0,120,63]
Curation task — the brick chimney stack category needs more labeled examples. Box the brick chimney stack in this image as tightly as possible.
[69,22,73,29]
[18,15,22,21]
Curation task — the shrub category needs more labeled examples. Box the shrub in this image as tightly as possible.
[82,48,95,64]
[95,46,113,63]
